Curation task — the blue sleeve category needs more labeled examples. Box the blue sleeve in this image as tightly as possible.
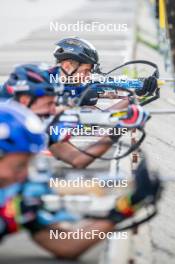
[64,84,87,97]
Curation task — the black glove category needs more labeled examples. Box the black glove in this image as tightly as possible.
[107,158,162,223]
[136,76,158,96]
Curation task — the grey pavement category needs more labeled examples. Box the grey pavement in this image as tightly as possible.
[130,1,175,263]
[0,0,137,78]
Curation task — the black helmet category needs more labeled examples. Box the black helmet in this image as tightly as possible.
[53,37,99,66]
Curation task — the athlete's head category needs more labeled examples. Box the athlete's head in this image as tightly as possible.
[0,102,46,187]
[3,64,63,117]
[53,37,99,83]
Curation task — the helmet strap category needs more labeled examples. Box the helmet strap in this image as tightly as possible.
[14,93,38,108]
[27,96,37,108]
[60,63,80,78]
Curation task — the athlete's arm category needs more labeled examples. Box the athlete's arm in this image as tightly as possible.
[32,220,113,259]
[49,136,114,169]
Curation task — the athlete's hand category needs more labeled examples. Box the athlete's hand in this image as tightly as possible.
[107,158,162,223]
[136,76,158,96]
